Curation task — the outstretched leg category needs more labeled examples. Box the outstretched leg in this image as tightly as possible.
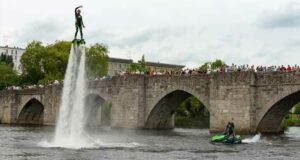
[74,25,79,39]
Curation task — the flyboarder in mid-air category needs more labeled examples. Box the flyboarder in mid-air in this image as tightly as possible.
[74,5,85,43]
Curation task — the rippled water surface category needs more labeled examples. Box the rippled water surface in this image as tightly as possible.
[1,125,300,160]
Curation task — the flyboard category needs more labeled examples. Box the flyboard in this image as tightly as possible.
[72,39,86,45]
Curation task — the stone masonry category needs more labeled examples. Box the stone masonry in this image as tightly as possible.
[1,72,300,134]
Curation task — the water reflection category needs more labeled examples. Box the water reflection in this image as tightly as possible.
[285,127,300,139]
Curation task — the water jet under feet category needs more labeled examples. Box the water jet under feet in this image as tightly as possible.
[48,44,93,149]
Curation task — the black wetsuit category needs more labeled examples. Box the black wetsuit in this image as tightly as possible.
[74,7,84,39]
[225,122,235,136]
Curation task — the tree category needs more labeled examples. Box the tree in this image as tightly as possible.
[20,41,47,84]
[0,63,19,90]
[294,103,300,114]
[128,62,138,72]
[39,41,71,84]
[210,59,225,69]
[0,54,14,68]
[20,41,109,84]
[199,62,210,72]
[199,59,225,71]
[139,54,146,72]
[176,96,209,118]
[86,43,109,78]
[20,41,72,84]
[0,54,4,62]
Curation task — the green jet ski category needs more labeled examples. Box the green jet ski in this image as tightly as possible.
[211,134,242,144]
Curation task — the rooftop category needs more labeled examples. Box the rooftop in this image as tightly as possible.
[109,57,185,68]
[109,57,133,63]
[139,61,185,68]
[0,45,25,50]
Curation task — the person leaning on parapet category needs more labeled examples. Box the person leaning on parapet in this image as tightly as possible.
[225,118,236,138]
[74,5,85,40]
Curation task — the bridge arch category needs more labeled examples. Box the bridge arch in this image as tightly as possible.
[145,89,209,129]
[257,90,300,133]
[84,93,111,127]
[17,98,44,125]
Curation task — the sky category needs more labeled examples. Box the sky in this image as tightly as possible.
[1,0,300,67]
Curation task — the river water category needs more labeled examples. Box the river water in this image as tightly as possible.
[1,125,300,160]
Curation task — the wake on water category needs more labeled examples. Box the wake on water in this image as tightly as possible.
[242,133,261,143]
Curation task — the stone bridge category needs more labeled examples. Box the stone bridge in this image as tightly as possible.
[1,72,300,134]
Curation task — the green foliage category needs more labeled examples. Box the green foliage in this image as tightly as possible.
[294,103,300,114]
[0,54,14,68]
[199,59,225,71]
[86,43,109,78]
[283,110,300,130]
[128,62,138,72]
[139,54,146,72]
[21,41,47,84]
[127,54,149,73]
[199,62,210,71]
[176,96,209,118]
[41,41,71,84]
[176,96,210,128]
[20,41,71,84]
[20,41,109,85]
[0,63,19,90]
[210,59,225,69]
[284,113,300,128]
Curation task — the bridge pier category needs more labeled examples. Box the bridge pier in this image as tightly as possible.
[209,72,257,134]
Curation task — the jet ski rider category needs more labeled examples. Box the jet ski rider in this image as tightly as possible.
[225,118,236,138]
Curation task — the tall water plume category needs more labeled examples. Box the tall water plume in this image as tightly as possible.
[51,44,89,148]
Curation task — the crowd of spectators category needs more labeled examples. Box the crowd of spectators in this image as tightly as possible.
[120,64,300,76]
[4,80,62,91]
[3,64,300,91]
[175,64,300,76]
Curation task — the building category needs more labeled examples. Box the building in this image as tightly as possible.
[139,61,185,73]
[108,58,133,76]
[0,46,25,73]
[108,57,185,76]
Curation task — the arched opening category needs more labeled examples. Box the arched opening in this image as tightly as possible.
[284,102,300,127]
[175,96,209,128]
[145,90,209,129]
[17,98,44,125]
[84,94,111,128]
[257,91,300,133]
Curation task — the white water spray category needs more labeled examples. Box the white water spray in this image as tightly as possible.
[243,133,261,143]
[39,44,141,149]
[45,44,92,148]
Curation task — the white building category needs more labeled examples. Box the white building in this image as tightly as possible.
[0,45,25,73]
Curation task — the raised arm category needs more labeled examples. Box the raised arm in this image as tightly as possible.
[75,5,83,15]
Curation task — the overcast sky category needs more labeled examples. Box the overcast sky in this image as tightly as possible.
[1,0,300,67]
